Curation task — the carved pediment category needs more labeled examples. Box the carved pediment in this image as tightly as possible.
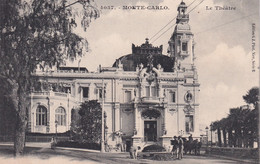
[141,109,161,119]
[183,104,194,114]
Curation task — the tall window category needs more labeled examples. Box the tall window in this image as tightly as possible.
[169,91,176,103]
[185,115,194,132]
[82,87,89,98]
[96,88,106,100]
[145,86,150,97]
[182,42,187,51]
[36,106,47,126]
[124,90,131,102]
[151,86,157,97]
[55,107,66,126]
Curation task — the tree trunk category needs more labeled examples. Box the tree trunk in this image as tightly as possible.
[223,128,227,147]
[217,128,222,147]
[237,130,242,147]
[13,84,28,157]
[228,129,233,147]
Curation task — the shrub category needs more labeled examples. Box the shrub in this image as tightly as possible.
[142,145,166,152]
[152,154,174,161]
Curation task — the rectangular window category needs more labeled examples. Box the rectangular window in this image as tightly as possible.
[64,87,71,93]
[170,91,176,103]
[97,88,106,99]
[145,86,150,97]
[151,86,157,97]
[185,115,194,132]
[82,87,89,98]
[182,42,187,51]
[124,91,131,102]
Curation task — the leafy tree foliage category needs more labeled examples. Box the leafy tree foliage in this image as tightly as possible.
[0,0,99,156]
[211,87,259,148]
[72,100,102,143]
[243,87,259,108]
[0,78,16,136]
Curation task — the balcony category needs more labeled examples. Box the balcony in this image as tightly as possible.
[141,97,163,104]
[30,91,75,101]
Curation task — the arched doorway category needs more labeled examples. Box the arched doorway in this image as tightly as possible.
[141,109,161,142]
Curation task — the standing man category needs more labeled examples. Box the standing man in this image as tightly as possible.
[177,136,184,160]
[171,136,178,158]
[129,145,136,159]
[188,134,193,142]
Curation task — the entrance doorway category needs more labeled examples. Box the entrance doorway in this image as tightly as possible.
[144,121,157,142]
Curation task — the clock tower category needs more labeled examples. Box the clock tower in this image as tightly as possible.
[168,1,195,71]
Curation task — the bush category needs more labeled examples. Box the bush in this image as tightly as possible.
[152,154,174,161]
[55,140,101,150]
[142,145,166,152]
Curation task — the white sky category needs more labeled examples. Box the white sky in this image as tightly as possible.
[68,0,259,127]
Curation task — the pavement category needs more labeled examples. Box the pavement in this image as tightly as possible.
[0,142,258,164]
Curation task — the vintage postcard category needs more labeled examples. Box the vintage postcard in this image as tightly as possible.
[0,0,259,163]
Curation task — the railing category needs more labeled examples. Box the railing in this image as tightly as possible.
[54,92,67,97]
[208,147,258,159]
[0,135,70,142]
[141,97,163,103]
[32,91,68,98]
[32,92,49,96]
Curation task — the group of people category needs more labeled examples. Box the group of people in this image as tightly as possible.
[171,136,184,160]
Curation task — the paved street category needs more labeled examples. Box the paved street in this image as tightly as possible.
[0,144,256,164]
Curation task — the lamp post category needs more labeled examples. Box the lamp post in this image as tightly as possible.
[210,123,213,147]
[205,126,209,153]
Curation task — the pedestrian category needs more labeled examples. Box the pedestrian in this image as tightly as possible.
[129,145,137,159]
[171,136,178,158]
[177,136,184,160]
[188,134,193,142]
[50,136,56,149]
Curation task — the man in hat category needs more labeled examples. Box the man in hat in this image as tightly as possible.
[171,136,178,158]
[177,136,184,160]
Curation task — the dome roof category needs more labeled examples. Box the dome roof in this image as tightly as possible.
[112,39,174,72]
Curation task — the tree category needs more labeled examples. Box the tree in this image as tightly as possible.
[243,87,259,148]
[0,77,16,136]
[211,121,221,147]
[243,87,259,108]
[73,100,102,143]
[219,118,228,147]
[0,0,99,156]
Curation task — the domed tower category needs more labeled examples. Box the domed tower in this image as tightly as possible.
[168,1,195,71]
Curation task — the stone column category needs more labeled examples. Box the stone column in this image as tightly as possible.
[132,105,142,147]
[46,96,50,133]
[115,106,120,131]
[160,106,172,151]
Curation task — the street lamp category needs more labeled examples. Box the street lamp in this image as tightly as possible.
[205,126,209,153]
[210,123,213,147]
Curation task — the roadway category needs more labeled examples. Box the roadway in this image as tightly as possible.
[0,143,256,164]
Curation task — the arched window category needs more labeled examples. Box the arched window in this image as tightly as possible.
[36,106,47,126]
[55,107,66,126]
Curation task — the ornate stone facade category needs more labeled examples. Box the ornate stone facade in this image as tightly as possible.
[27,1,200,151]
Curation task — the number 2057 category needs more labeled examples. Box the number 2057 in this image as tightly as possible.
[100,6,114,10]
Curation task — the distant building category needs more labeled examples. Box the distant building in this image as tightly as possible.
[28,1,200,150]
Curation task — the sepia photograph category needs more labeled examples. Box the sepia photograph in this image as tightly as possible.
[0,0,259,163]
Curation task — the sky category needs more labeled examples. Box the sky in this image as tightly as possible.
[67,0,259,127]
